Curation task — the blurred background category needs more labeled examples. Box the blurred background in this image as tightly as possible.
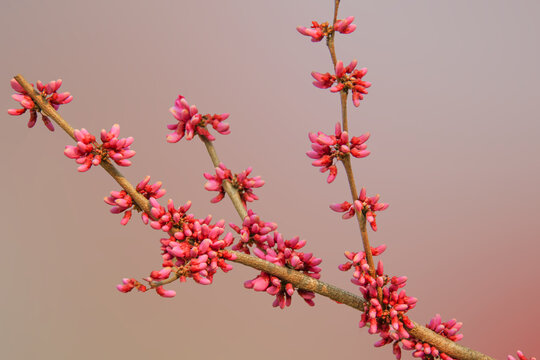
[1,0,539,359]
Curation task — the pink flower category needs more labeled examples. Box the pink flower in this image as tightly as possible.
[296,21,327,42]
[509,351,537,360]
[245,231,322,308]
[330,187,388,230]
[312,60,371,107]
[297,17,356,42]
[398,314,463,360]
[8,78,72,131]
[307,123,370,183]
[104,175,166,225]
[334,16,357,34]
[64,124,135,172]
[116,278,147,293]
[167,95,230,142]
[100,124,136,167]
[63,128,97,172]
[311,71,336,89]
[203,163,264,206]
[340,246,417,352]
[230,210,277,254]
[333,60,372,106]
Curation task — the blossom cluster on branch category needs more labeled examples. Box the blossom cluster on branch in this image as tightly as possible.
[6,1,537,358]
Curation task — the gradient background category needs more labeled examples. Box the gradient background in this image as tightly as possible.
[1,1,539,359]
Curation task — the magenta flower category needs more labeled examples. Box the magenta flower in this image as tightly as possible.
[230,209,277,254]
[245,231,322,308]
[311,71,336,89]
[334,16,357,34]
[333,60,372,106]
[296,21,327,42]
[100,124,136,167]
[509,351,537,360]
[119,201,237,297]
[64,128,97,172]
[8,78,72,131]
[147,197,194,236]
[116,278,147,293]
[64,124,135,172]
[330,187,388,230]
[398,314,463,360]
[297,17,357,42]
[312,60,371,107]
[104,175,166,225]
[339,246,418,354]
[203,163,264,206]
[307,122,370,183]
[167,95,230,142]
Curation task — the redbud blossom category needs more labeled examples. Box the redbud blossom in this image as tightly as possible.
[509,351,537,360]
[119,203,237,297]
[64,124,135,172]
[104,175,166,225]
[167,95,230,143]
[333,16,357,34]
[297,17,356,42]
[307,123,370,183]
[231,211,321,308]
[331,187,388,230]
[116,278,147,293]
[203,163,264,206]
[340,247,417,355]
[245,231,322,308]
[230,209,277,254]
[312,60,371,107]
[296,21,327,42]
[8,78,72,131]
[398,314,464,360]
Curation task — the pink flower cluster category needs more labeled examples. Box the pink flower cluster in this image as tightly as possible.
[296,16,356,42]
[397,314,463,360]
[339,245,418,355]
[312,60,371,107]
[203,163,264,206]
[64,124,135,172]
[509,351,537,360]
[331,187,388,231]
[231,210,321,308]
[116,278,147,293]
[307,122,370,183]
[104,175,166,225]
[167,95,230,142]
[118,198,236,297]
[8,78,72,131]
[230,209,277,253]
[246,232,322,308]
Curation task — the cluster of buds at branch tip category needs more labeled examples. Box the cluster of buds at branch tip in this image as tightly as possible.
[104,175,166,225]
[167,95,230,142]
[204,163,264,205]
[331,187,388,231]
[296,16,356,42]
[64,124,135,172]
[8,78,72,131]
[307,122,370,183]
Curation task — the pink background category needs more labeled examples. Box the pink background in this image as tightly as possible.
[1,1,539,359]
